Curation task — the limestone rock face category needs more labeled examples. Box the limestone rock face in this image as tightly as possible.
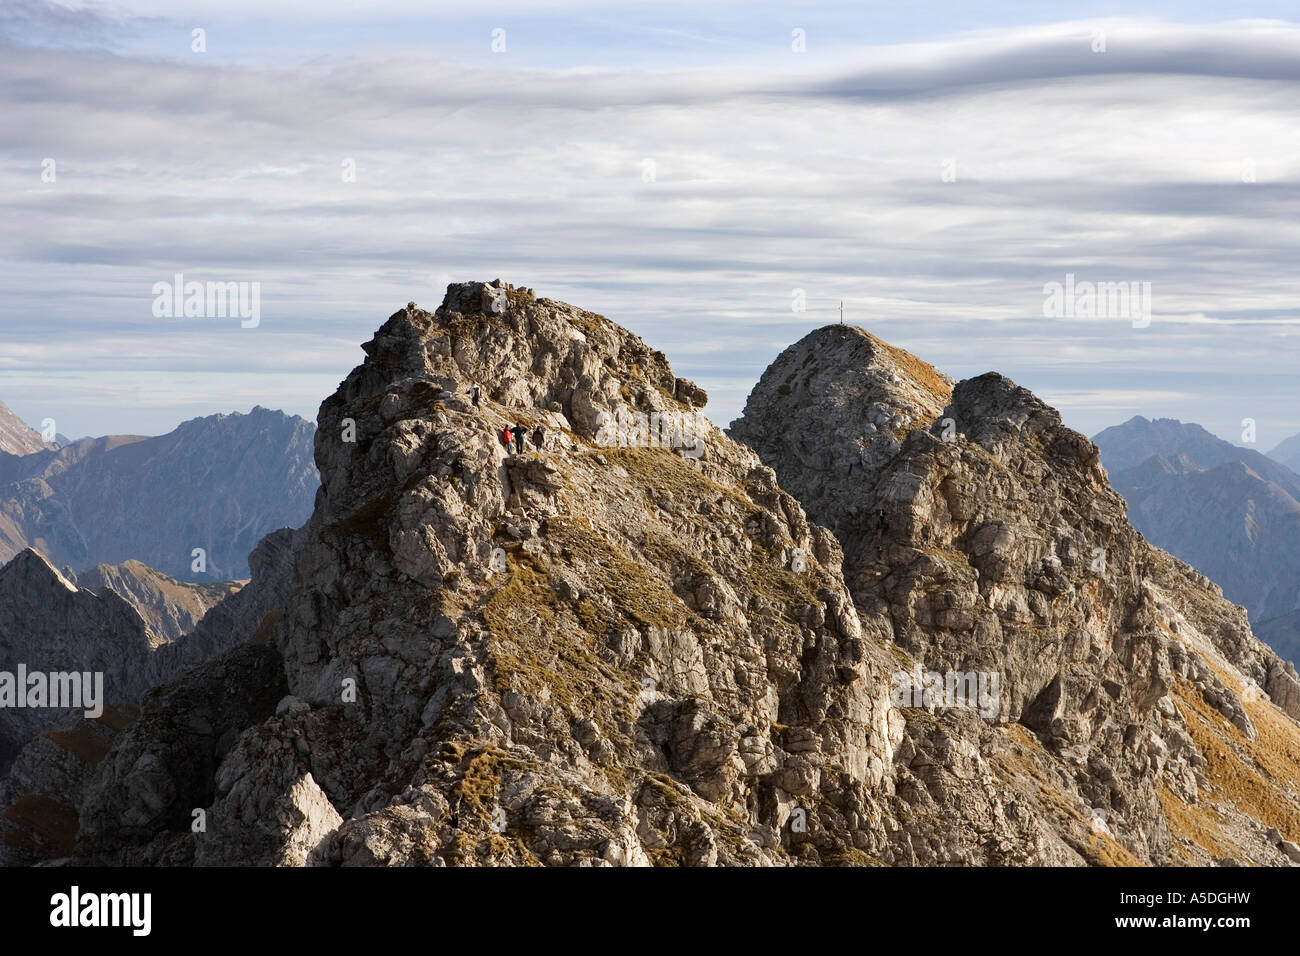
[0,401,56,457]
[271,283,903,865]
[733,327,1300,866]
[71,283,902,866]
[728,324,953,541]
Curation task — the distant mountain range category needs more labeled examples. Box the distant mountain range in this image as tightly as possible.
[1094,416,1300,664]
[0,406,319,580]
[1267,432,1300,474]
[68,560,241,644]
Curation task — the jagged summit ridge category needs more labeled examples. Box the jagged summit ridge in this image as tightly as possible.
[71,282,906,866]
[42,288,1300,867]
[358,280,708,435]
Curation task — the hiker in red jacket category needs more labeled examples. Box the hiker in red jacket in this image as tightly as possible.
[501,425,515,454]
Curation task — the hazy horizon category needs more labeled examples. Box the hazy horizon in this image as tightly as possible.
[3,361,1290,457]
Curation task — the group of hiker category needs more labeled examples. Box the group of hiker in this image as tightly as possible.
[467,384,547,454]
[502,421,545,454]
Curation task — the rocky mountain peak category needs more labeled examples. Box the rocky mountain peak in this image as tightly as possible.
[0,548,153,774]
[942,372,1067,447]
[737,324,1300,865]
[0,548,79,594]
[349,280,708,441]
[29,290,1300,868]
[730,324,950,440]
[0,401,56,457]
[70,284,901,866]
[727,324,952,556]
[1095,415,1262,475]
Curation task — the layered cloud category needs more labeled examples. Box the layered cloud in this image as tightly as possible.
[2,3,1298,444]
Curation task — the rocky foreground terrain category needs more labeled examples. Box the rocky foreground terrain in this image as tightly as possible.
[0,529,301,862]
[6,280,1300,867]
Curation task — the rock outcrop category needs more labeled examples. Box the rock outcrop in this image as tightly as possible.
[0,528,303,863]
[72,283,905,866]
[0,401,55,457]
[732,325,1300,865]
[0,406,317,580]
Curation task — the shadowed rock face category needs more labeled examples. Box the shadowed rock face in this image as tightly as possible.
[733,328,1300,866]
[0,530,300,772]
[0,527,303,863]
[0,551,154,775]
[33,287,1300,868]
[0,406,317,581]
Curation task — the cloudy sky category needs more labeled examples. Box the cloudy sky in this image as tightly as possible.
[2,1,1298,450]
